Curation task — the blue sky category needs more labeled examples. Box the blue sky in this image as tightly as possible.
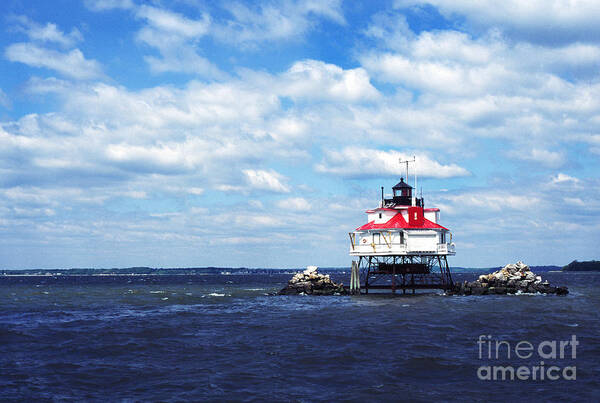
[1,0,599,269]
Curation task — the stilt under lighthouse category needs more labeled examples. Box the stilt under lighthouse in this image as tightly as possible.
[348,161,455,294]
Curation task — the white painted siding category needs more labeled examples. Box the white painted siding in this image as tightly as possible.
[367,210,399,224]
[424,211,434,222]
[406,231,437,252]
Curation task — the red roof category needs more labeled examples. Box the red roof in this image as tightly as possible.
[356,212,448,231]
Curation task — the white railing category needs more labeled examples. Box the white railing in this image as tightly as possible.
[350,241,455,255]
[437,243,456,254]
[350,243,407,255]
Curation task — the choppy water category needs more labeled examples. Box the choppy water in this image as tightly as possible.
[1,271,599,401]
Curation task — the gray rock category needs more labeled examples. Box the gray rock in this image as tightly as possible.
[449,261,568,296]
[278,267,348,295]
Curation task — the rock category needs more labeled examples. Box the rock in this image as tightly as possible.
[278,266,348,296]
[450,261,568,296]
[492,286,507,294]
[304,266,318,275]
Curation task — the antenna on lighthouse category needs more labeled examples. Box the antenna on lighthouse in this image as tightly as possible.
[399,156,417,205]
[414,155,417,204]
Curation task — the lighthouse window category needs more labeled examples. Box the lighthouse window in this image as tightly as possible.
[399,231,405,244]
[440,232,446,244]
[378,213,382,219]
[373,233,380,244]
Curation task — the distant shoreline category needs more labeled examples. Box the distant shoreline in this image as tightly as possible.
[562,260,600,272]
[0,265,569,276]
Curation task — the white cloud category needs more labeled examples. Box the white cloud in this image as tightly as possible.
[136,6,211,38]
[508,148,565,168]
[84,0,134,11]
[214,0,345,46]
[5,43,102,80]
[105,143,193,174]
[395,0,600,44]
[133,6,224,77]
[243,169,291,193]
[276,197,311,211]
[11,16,82,48]
[552,173,580,184]
[316,147,469,178]
[281,60,379,102]
[187,187,205,195]
[442,192,541,213]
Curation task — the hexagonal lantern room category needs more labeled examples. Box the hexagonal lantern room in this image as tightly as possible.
[348,175,456,294]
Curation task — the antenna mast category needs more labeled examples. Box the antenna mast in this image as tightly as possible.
[414,155,417,203]
[399,156,417,206]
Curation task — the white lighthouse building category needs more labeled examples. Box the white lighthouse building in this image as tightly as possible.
[348,175,456,294]
[349,177,455,257]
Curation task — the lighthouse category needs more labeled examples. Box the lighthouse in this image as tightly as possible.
[348,167,455,294]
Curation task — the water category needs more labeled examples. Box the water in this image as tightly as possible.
[1,271,599,401]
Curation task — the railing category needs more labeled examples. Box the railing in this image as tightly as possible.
[437,243,456,254]
[350,243,407,254]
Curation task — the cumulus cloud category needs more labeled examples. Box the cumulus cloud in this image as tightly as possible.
[214,0,345,46]
[10,16,82,48]
[315,147,470,178]
[276,197,311,211]
[243,169,291,193]
[136,5,211,37]
[5,17,102,80]
[361,27,600,97]
[552,173,580,184]
[134,5,224,77]
[5,43,103,80]
[3,2,600,268]
[281,60,379,102]
[395,0,600,44]
[102,1,346,75]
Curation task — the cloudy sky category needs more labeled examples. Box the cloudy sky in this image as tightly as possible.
[1,0,599,269]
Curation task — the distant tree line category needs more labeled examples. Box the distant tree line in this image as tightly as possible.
[0,267,323,276]
[562,260,600,272]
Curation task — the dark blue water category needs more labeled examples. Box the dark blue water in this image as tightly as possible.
[1,271,599,401]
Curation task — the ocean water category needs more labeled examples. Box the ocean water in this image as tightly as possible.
[1,271,599,401]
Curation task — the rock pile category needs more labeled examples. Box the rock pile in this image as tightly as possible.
[278,266,348,295]
[450,261,568,295]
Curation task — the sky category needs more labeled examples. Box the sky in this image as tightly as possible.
[1,0,599,269]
